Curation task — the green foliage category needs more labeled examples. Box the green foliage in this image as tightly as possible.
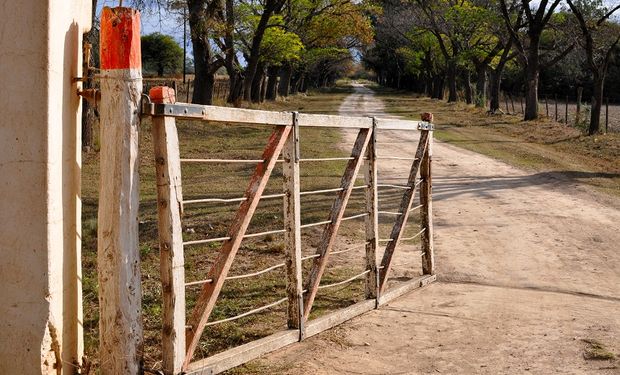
[260,16,304,65]
[141,32,183,77]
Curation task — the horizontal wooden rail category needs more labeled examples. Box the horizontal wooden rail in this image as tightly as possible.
[142,102,433,131]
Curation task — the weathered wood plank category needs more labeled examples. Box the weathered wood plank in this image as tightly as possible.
[305,299,376,338]
[296,113,372,129]
[364,119,379,301]
[377,274,436,306]
[302,129,372,320]
[186,330,299,375]
[420,132,435,275]
[283,113,304,334]
[97,7,143,374]
[378,131,429,294]
[152,112,186,375]
[183,125,292,369]
[375,118,425,131]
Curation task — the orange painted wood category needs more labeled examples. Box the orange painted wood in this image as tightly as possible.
[302,129,372,320]
[100,7,142,70]
[150,86,177,104]
[183,125,292,369]
[378,131,429,294]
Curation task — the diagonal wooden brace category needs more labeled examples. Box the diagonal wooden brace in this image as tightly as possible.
[378,131,429,294]
[183,125,292,369]
[302,128,373,321]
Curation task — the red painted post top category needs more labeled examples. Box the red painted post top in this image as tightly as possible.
[149,87,176,104]
[100,7,141,70]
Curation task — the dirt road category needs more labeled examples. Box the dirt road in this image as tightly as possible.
[256,85,620,374]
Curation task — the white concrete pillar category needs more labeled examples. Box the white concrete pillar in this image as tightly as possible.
[0,1,91,373]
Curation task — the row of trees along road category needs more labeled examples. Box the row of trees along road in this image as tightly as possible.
[365,0,620,135]
[130,0,372,105]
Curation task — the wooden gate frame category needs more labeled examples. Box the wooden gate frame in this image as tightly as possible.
[144,89,436,375]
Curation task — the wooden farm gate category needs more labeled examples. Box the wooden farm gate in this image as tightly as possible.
[141,88,436,374]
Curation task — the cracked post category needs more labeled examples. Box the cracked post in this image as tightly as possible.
[98,7,143,375]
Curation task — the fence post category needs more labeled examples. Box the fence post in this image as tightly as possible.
[554,94,558,121]
[364,118,379,305]
[565,96,569,124]
[151,87,186,375]
[283,112,304,339]
[606,97,609,133]
[545,95,549,117]
[420,124,434,276]
[576,87,583,126]
[97,7,143,374]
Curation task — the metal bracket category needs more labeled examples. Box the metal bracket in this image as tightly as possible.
[141,102,207,118]
[417,122,434,131]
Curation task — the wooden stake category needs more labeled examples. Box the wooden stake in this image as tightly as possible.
[420,131,434,275]
[505,94,510,114]
[151,87,186,375]
[97,7,143,374]
[510,95,515,113]
[565,95,569,124]
[364,119,379,302]
[184,125,291,368]
[554,94,558,121]
[520,96,524,113]
[545,95,549,117]
[605,97,609,133]
[378,131,429,293]
[576,87,583,126]
[283,113,304,336]
[302,129,372,320]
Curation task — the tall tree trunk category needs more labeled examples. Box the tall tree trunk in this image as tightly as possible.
[242,0,279,101]
[251,63,264,103]
[447,62,458,102]
[299,74,308,93]
[524,35,541,120]
[464,70,473,105]
[278,64,292,97]
[265,66,279,100]
[81,0,98,152]
[188,0,218,104]
[475,65,487,108]
[290,72,300,94]
[259,74,267,102]
[589,72,605,135]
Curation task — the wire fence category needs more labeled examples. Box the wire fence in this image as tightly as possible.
[499,92,620,133]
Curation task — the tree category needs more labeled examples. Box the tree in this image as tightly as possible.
[499,0,574,120]
[141,32,184,76]
[566,0,620,134]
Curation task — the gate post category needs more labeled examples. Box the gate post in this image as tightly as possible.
[420,128,435,275]
[151,87,186,374]
[97,7,144,374]
[364,118,379,304]
[284,112,304,339]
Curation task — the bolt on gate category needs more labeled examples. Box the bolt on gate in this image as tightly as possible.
[142,87,436,374]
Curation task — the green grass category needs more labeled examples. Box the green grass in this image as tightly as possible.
[81,85,391,371]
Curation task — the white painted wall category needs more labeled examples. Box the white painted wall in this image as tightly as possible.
[0,1,91,373]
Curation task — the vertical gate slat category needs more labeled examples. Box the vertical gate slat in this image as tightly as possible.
[420,132,435,275]
[302,128,373,320]
[364,119,379,302]
[152,112,186,375]
[378,131,429,293]
[183,125,292,369]
[283,113,304,336]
